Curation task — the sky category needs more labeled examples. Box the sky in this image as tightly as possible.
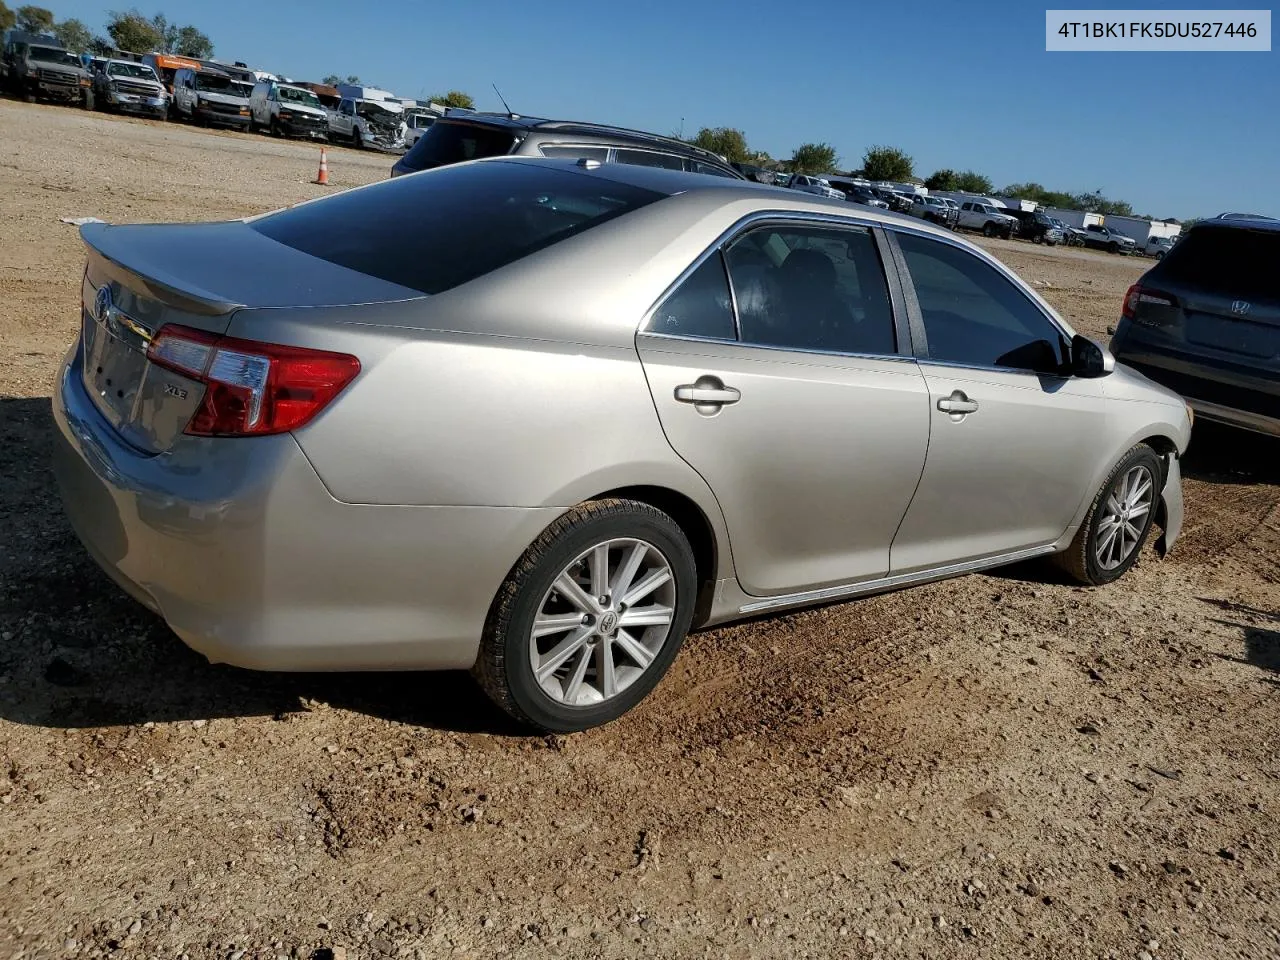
[49,0,1279,219]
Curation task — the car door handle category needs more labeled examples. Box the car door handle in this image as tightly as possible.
[675,381,741,406]
[937,391,979,415]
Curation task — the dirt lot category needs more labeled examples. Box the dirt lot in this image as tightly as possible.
[2,101,1279,960]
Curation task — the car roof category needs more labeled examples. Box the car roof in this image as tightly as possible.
[1204,214,1280,232]
[435,113,735,169]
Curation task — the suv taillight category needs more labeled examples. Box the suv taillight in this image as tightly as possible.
[1122,283,1175,321]
[146,325,360,436]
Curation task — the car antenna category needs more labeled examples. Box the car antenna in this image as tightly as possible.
[492,82,517,119]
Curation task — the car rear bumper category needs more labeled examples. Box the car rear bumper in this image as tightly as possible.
[1110,326,1280,437]
[51,343,559,671]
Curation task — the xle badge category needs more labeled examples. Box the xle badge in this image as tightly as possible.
[163,383,188,400]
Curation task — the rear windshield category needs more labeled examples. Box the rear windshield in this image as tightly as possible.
[1156,226,1280,301]
[398,120,519,173]
[250,160,662,295]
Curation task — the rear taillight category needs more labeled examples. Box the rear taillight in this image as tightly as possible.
[146,325,360,437]
[1121,283,1175,320]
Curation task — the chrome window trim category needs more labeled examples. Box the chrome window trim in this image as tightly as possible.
[640,209,910,362]
[635,330,915,366]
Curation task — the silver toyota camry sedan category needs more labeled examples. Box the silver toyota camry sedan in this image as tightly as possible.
[52,158,1191,731]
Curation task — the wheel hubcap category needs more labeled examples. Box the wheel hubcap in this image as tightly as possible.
[530,538,677,707]
[1095,465,1154,570]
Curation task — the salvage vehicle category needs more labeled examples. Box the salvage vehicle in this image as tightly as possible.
[51,159,1190,733]
[1081,224,1136,254]
[1110,215,1277,437]
[92,59,168,119]
[956,200,1018,238]
[3,33,92,107]
[328,95,405,150]
[171,67,251,129]
[141,52,202,100]
[1002,209,1064,245]
[248,80,329,140]
[909,195,958,228]
[402,110,438,148]
[390,114,743,180]
[788,174,845,200]
[1144,235,1175,259]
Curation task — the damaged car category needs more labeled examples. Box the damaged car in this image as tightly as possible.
[92,59,168,119]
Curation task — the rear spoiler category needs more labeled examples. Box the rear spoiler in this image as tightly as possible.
[80,222,244,317]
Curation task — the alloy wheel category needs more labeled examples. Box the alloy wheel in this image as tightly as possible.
[529,538,677,707]
[1095,465,1155,570]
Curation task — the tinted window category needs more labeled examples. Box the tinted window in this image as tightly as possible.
[648,255,736,340]
[897,232,1069,373]
[724,225,896,355]
[686,159,737,178]
[397,120,518,173]
[252,162,662,295]
[1155,226,1278,301]
[614,149,684,171]
[539,144,609,162]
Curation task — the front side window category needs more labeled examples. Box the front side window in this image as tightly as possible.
[896,232,1069,373]
[723,224,896,356]
[648,255,736,340]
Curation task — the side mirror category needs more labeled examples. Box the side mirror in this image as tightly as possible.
[1071,334,1115,378]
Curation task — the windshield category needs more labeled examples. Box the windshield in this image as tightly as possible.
[107,62,157,80]
[357,101,400,119]
[195,73,240,95]
[398,120,519,173]
[30,46,80,66]
[278,86,321,108]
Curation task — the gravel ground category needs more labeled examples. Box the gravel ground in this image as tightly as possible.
[2,100,1279,960]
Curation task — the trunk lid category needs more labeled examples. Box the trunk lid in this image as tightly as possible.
[77,220,423,454]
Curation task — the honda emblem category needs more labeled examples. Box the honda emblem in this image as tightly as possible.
[1231,300,1252,316]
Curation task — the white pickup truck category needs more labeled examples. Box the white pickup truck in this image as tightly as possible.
[327,96,405,150]
[956,201,1018,238]
[787,175,844,200]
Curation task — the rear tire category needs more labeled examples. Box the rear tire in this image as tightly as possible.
[473,499,698,733]
[1055,444,1163,586]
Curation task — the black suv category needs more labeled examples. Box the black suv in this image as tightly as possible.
[390,114,745,180]
[1109,216,1279,437]
[1001,209,1063,245]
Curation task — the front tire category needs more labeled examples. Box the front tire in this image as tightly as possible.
[1055,445,1163,586]
[983,222,996,238]
[473,499,697,733]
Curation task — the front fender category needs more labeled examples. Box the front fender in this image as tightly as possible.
[1155,451,1183,557]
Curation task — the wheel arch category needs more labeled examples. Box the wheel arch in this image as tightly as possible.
[586,484,723,624]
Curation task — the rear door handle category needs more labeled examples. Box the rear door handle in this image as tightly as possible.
[937,391,979,415]
[675,378,741,406]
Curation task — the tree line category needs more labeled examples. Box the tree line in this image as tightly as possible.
[682,127,1149,218]
[0,3,213,58]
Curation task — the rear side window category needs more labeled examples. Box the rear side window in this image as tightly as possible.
[251,161,662,295]
[686,159,737,178]
[724,224,896,356]
[648,255,736,340]
[1155,226,1278,301]
[397,120,518,173]
[614,149,684,171]
[539,144,609,162]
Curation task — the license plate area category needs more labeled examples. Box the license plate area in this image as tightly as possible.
[81,308,150,428]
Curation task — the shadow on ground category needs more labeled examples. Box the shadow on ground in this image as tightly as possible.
[0,396,523,734]
[1200,598,1280,676]
[1182,422,1280,486]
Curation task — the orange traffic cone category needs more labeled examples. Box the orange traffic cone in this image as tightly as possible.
[313,147,329,186]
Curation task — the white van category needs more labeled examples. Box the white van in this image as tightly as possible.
[171,67,250,129]
[248,80,328,140]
